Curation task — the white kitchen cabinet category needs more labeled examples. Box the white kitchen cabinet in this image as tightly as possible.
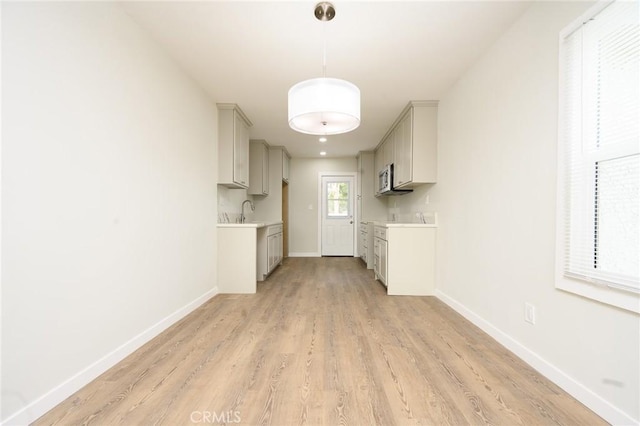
[357,151,387,228]
[373,226,388,285]
[218,222,283,291]
[257,223,283,281]
[359,225,365,259]
[217,225,258,294]
[374,135,392,196]
[267,232,282,271]
[217,103,252,188]
[393,111,412,187]
[249,139,269,195]
[359,222,368,262]
[383,134,394,170]
[359,221,376,270]
[374,224,436,295]
[373,147,383,196]
[380,238,388,285]
[373,236,380,278]
[282,150,290,182]
[374,101,438,190]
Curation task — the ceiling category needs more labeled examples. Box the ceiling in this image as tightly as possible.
[121,1,532,158]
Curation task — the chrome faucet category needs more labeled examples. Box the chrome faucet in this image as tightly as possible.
[240,199,254,223]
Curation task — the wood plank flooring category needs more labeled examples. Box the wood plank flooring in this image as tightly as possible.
[34,257,606,425]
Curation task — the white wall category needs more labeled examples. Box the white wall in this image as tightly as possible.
[393,1,639,423]
[1,3,218,423]
[289,157,357,255]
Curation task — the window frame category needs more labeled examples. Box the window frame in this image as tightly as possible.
[555,0,640,314]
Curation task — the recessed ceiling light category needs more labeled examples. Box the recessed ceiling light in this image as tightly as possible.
[320,151,327,156]
[319,137,327,143]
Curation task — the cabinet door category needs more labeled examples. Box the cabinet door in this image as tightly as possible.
[380,239,388,285]
[394,111,412,187]
[374,147,383,195]
[267,234,275,271]
[234,112,249,187]
[249,141,269,195]
[268,232,283,271]
[383,134,394,169]
[373,237,380,277]
[217,104,252,189]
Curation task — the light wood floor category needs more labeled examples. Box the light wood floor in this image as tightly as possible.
[35,257,606,425]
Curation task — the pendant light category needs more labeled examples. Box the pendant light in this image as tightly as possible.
[288,2,361,135]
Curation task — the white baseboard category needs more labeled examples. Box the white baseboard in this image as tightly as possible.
[435,290,638,426]
[288,252,320,257]
[1,286,219,426]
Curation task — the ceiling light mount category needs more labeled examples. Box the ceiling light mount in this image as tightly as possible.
[314,2,336,21]
[288,2,361,136]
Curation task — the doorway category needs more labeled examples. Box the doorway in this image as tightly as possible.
[319,173,356,256]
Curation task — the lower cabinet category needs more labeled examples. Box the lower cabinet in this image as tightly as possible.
[359,222,375,269]
[217,225,258,294]
[373,226,388,285]
[258,223,283,281]
[267,232,283,272]
[374,224,436,296]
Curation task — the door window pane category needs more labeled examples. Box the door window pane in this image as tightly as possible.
[326,182,349,217]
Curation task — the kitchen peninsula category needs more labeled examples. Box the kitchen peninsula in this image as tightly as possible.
[217,221,283,293]
[371,218,437,296]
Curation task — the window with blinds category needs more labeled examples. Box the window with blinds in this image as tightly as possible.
[557,0,639,312]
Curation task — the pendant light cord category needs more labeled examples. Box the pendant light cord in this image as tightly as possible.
[322,20,327,78]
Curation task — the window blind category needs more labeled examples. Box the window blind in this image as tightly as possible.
[560,0,639,293]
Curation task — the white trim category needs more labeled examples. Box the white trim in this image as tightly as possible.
[1,287,219,426]
[0,2,4,424]
[555,0,640,314]
[288,252,321,257]
[559,0,614,40]
[317,171,359,257]
[435,290,637,426]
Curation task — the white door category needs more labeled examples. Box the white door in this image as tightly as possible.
[321,175,355,256]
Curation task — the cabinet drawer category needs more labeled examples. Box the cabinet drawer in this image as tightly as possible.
[374,226,387,240]
[359,223,368,233]
[267,224,283,236]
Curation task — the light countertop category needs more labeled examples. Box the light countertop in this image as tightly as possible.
[371,221,438,228]
[217,221,282,229]
[366,212,438,228]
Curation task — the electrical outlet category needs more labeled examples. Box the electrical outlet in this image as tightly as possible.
[525,302,536,325]
[425,195,430,205]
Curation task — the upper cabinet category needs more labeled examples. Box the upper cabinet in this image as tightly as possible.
[217,103,252,188]
[375,101,438,191]
[249,140,269,195]
[282,150,290,183]
[357,151,387,221]
[374,132,393,188]
[393,111,412,187]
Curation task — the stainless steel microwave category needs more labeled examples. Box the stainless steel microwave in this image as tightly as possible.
[378,164,412,195]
